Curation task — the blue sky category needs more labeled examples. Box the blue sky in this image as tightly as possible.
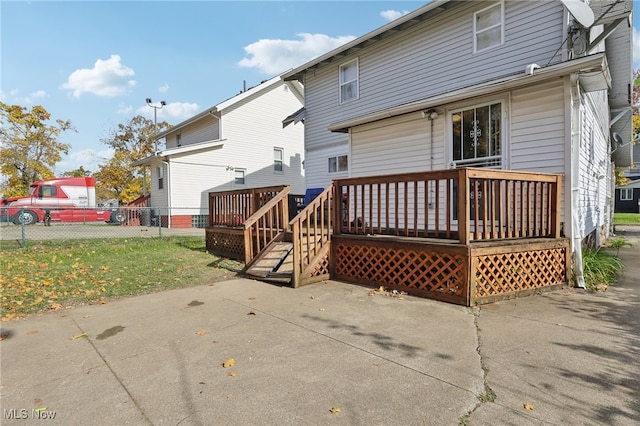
[1,1,639,175]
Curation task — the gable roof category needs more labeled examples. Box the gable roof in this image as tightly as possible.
[156,74,294,140]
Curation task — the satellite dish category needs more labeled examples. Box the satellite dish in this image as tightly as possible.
[561,0,595,28]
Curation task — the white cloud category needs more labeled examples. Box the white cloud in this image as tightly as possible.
[116,103,133,115]
[61,55,136,98]
[158,83,169,94]
[55,148,115,174]
[634,27,640,67]
[1,89,48,105]
[380,9,410,22]
[238,33,356,75]
[136,101,200,123]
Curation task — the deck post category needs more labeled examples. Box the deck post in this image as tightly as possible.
[551,174,562,238]
[458,169,470,245]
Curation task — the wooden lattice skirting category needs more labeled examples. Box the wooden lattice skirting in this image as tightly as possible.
[205,227,245,261]
[331,235,569,306]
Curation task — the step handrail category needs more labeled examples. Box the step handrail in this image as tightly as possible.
[242,186,291,264]
[290,183,335,287]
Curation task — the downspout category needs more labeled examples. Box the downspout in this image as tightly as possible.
[570,75,585,288]
[161,159,171,229]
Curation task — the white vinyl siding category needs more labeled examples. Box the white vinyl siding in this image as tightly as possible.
[148,79,305,217]
[351,111,444,177]
[166,115,219,149]
[303,1,564,153]
[510,80,566,173]
[304,142,349,189]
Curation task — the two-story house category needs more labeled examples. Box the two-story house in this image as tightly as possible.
[137,75,305,228]
[282,0,632,288]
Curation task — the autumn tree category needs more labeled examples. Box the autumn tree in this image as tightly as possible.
[95,115,170,203]
[0,102,74,198]
[62,165,92,177]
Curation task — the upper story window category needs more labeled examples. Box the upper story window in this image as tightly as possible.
[328,155,348,173]
[339,59,359,104]
[474,1,504,52]
[274,147,284,172]
[176,133,182,147]
[451,102,502,168]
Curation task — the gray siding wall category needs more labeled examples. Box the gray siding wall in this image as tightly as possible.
[304,0,565,151]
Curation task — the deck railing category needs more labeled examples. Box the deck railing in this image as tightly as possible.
[290,184,335,287]
[208,185,289,228]
[334,168,562,244]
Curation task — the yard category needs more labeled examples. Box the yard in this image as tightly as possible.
[614,213,640,225]
[0,237,241,320]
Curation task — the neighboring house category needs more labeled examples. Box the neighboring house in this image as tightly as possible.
[282,0,632,287]
[136,75,305,228]
[615,179,640,213]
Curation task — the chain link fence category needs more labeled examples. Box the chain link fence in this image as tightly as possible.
[0,207,208,250]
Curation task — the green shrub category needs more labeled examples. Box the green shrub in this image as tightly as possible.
[582,248,623,291]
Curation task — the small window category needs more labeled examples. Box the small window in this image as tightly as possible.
[157,166,164,190]
[328,155,348,173]
[274,147,284,172]
[474,1,504,52]
[41,185,57,197]
[339,59,359,104]
[620,188,633,201]
[176,133,182,147]
[234,169,246,185]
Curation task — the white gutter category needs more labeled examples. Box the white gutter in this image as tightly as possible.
[161,159,172,229]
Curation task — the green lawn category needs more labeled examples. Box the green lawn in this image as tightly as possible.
[614,213,640,225]
[0,237,241,320]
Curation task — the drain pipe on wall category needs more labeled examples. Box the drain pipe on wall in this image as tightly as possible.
[570,76,585,288]
[161,159,172,229]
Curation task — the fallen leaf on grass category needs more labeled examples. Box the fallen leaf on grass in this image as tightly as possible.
[196,330,208,336]
[222,359,235,368]
[70,333,87,340]
[228,371,238,377]
[523,403,535,411]
[330,407,341,414]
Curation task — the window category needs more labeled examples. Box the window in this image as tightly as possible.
[274,147,284,172]
[40,185,57,197]
[451,102,502,168]
[620,188,633,201]
[339,59,359,103]
[157,166,164,190]
[234,169,246,185]
[176,133,182,147]
[474,2,504,52]
[328,155,348,173]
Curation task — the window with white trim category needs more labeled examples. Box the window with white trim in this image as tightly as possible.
[157,166,164,190]
[339,59,359,104]
[474,1,504,52]
[620,188,633,201]
[234,169,246,185]
[328,155,348,173]
[176,133,182,147]
[451,102,502,168]
[274,147,284,172]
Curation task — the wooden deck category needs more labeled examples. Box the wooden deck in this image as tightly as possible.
[206,168,570,306]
